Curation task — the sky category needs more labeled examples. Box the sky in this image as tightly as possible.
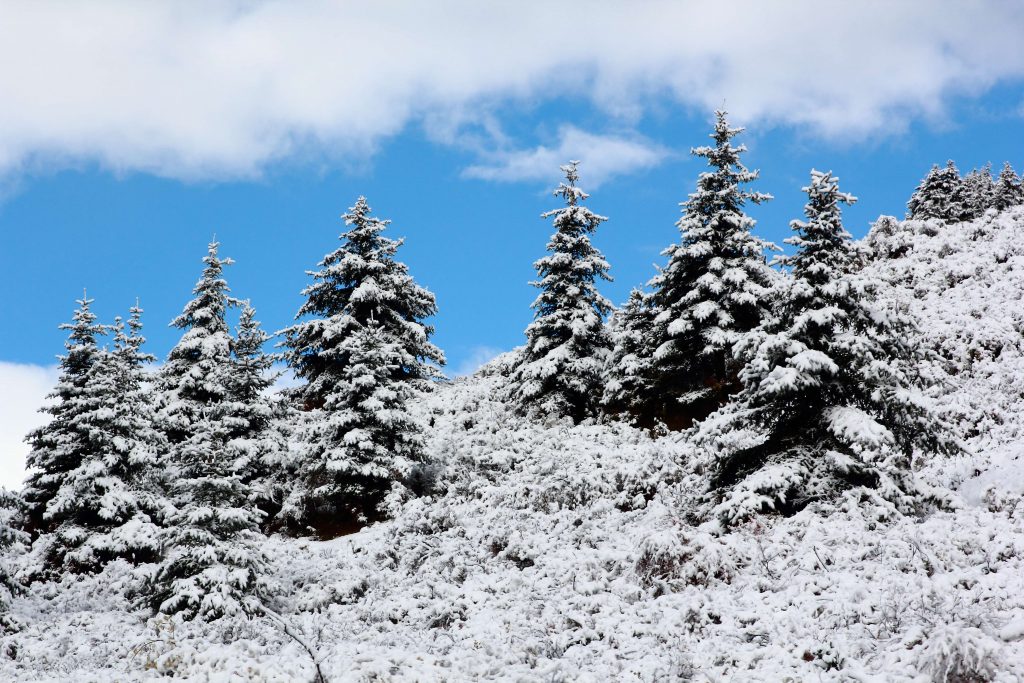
[2,1,1024,487]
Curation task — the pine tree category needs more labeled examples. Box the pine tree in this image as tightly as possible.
[602,288,656,422]
[962,164,995,220]
[993,162,1024,211]
[0,489,28,632]
[148,411,270,621]
[22,295,108,536]
[290,324,426,535]
[226,302,289,524]
[906,160,965,222]
[32,305,165,573]
[705,170,955,526]
[645,110,777,429]
[512,161,613,422]
[149,242,269,620]
[156,241,239,443]
[279,197,444,534]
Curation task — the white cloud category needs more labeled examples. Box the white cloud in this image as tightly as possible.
[454,346,505,377]
[0,1,1023,181]
[0,362,57,491]
[462,126,668,187]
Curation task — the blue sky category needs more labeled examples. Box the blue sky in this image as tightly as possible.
[3,92,1023,374]
[2,1,1024,485]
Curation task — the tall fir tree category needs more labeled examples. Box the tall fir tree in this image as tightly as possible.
[22,295,108,536]
[226,301,289,524]
[148,411,270,621]
[30,305,165,574]
[645,110,776,429]
[962,164,995,220]
[602,288,656,421]
[992,161,1024,211]
[0,489,28,632]
[906,160,965,222]
[156,241,239,442]
[512,161,613,422]
[149,242,268,620]
[279,197,444,535]
[704,170,955,526]
[294,324,427,534]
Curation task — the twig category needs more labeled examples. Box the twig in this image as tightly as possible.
[1008,495,1022,519]
[812,546,830,572]
[260,606,329,683]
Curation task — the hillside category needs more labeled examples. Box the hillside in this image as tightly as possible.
[3,208,1024,681]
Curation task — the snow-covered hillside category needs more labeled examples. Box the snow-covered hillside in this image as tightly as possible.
[4,209,1024,681]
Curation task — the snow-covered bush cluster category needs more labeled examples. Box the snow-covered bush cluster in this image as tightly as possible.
[2,112,1024,680]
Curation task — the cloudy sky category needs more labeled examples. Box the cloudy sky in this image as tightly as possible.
[2,1,1024,487]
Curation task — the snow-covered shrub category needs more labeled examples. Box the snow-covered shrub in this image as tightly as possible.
[913,622,1003,683]
[635,524,743,592]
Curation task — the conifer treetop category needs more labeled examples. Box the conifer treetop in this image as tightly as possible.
[993,161,1024,211]
[783,169,858,285]
[57,294,109,383]
[529,160,612,324]
[514,161,613,421]
[170,241,238,337]
[906,160,964,221]
[280,196,444,411]
[640,110,777,427]
[22,295,110,533]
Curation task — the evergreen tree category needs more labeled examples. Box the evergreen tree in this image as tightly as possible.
[0,489,28,632]
[512,161,613,422]
[906,160,965,222]
[288,324,425,535]
[705,170,955,526]
[602,288,656,422]
[226,302,289,524]
[22,295,108,536]
[148,411,270,621]
[156,241,239,443]
[993,161,1024,211]
[149,242,269,620]
[279,198,444,534]
[962,164,995,220]
[32,305,165,573]
[645,110,776,429]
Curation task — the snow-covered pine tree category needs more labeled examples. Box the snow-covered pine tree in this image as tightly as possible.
[156,241,239,443]
[226,301,289,525]
[147,410,270,621]
[31,305,165,574]
[645,110,776,429]
[993,161,1024,211]
[0,489,28,632]
[148,242,269,620]
[704,170,955,527]
[512,161,613,422]
[906,160,965,222]
[292,323,427,535]
[279,197,444,535]
[22,295,108,537]
[962,164,995,220]
[602,288,656,422]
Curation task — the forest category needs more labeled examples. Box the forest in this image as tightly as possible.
[2,111,1024,681]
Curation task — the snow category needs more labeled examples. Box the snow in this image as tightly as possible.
[826,406,895,450]
[5,207,1024,680]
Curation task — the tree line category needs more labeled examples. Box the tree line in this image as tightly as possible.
[0,111,1020,626]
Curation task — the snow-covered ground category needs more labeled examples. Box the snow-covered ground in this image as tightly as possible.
[4,209,1024,681]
